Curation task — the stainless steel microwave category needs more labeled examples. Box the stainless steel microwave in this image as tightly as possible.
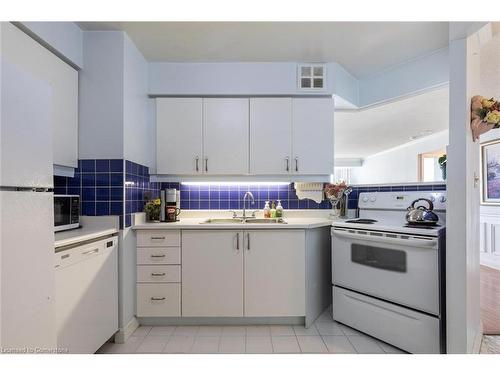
[54,195,80,232]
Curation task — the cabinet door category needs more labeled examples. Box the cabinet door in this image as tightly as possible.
[244,230,306,316]
[250,98,292,174]
[292,98,334,174]
[182,230,244,317]
[203,98,249,174]
[156,98,203,174]
[1,22,78,168]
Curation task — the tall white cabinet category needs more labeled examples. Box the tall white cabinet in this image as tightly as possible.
[203,99,249,174]
[292,98,334,175]
[156,98,203,175]
[156,96,334,176]
[1,22,78,169]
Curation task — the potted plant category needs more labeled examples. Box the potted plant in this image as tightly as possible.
[438,154,447,180]
[144,198,161,222]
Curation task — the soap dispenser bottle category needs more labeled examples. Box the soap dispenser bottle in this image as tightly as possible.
[263,201,271,218]
[276,199,283,218]
[270,201,277,218]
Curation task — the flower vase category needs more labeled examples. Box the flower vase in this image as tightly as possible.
[329,199,340,219]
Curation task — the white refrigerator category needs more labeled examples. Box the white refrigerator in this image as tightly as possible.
[0,59,56,351]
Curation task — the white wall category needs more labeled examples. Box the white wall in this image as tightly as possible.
[123,34,153,168]
[79,31,124,160]
[350,130,448,185]
[446,24,482,354]
[17,22,83,69]
[359,47,449,107]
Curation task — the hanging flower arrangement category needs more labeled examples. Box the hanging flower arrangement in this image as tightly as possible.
[471,95,500,142]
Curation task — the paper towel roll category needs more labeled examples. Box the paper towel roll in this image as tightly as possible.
[294,182,324,203]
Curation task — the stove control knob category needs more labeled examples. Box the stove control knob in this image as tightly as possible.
[370,196,376,202]
[439,196,447,203]
[362,196,369,203]
[429,196,436,202]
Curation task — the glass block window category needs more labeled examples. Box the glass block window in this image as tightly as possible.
[298,64,326,90]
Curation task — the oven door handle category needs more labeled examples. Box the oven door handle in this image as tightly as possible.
[332,229,438,249]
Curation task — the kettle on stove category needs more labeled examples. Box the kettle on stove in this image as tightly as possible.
[405,198,439,225]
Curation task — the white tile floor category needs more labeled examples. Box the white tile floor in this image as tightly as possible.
[96,306,406,354]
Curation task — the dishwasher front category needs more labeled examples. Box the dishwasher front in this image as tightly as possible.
[55,235,118,353]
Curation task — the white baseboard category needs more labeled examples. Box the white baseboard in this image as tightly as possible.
[114,317,139,344]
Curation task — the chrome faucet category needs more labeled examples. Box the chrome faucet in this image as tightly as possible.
[242,191,255,219]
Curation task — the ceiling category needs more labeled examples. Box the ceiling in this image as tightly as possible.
[78,22,449,78]
[334,86,449,158]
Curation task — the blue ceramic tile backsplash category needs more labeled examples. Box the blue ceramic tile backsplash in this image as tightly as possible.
[54,161,446,229]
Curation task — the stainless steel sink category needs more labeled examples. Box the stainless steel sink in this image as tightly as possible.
[200,218,245,224]
[244,218,287,224]
[199,218,287,224]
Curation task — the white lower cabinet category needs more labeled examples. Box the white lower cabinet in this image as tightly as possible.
[137,284,181,317]
[182,230,244,317]
[244,230,305,316]
[181,229,306,318]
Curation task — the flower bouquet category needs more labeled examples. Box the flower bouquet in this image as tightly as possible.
[324,182,351,218]
[144,198,161,222]
[471,96,500,141]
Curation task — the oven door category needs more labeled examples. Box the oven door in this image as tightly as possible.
[332,227,440,315]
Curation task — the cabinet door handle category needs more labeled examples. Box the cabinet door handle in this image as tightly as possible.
[151,272,166,276]
[295,157,299,172]
[205,158,208,172]
[150,297,166,301]
[285,157,290,172]
[150,254,166,258]
[247,233,250,250]
[236,233,240,250]
[195,156,199,172]
[150,236,165,240]
[82,248,99,255]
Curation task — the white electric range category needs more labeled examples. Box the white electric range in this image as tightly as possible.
[331,190,446,354]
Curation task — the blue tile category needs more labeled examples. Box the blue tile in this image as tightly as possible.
[209,191,219,200]
[111,187,123,200]
[180,191,189,200]
[209,200,220,210]
[96,173,110,186]
[96,187,110,201]
[96,159,110,172]
[125,214,131,227]
[110,173,123,186]
[219,190,229,199]
[189,190,200,200]
[180,201,189,209]
[189,201,200,210]
[229,191,240,200]
[54,176,67,187]
[82,187,96,200]
[81,160,95,173]
[298,200,309,209]
[67,187,80,196]
[54,187,66,195]
[220,200,229,209]
[67,174,80,187]
[111,202,123,215]
[110,159,123,172]
[82,201,95,215]
[309,201,320,209]
[289,200,298,209]
[200,200,210,209]
[96,202,110,215]
[81,173,96,187]
[229,201,240,209]
[126,160,133,174]
[126,201,132,214]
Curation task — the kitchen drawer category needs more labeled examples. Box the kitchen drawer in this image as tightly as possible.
[137,283,181,317]
[137,230,181,247]
[137,265,181,283]
[137,247,181,265]
[332,286,440,354]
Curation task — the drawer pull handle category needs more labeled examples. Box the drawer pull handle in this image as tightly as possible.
[151,272,166,276]
[82,248,99,255]
[150,254,166,258]
[150,236,165,240]
[150,297,166,301]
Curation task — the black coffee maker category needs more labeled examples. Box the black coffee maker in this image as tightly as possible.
[160,188,180,222]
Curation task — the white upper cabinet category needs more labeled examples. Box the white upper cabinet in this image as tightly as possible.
[1,23,78,169]
[154,96,334,176]
[203,98,249,175]
[250,98,292,174]
[156,98,203,175]
[292,98,334,175]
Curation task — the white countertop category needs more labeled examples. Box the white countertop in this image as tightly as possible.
[132,217,333,230]
[54,216,120,248]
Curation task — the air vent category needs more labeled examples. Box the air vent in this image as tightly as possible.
[298,63,326,90]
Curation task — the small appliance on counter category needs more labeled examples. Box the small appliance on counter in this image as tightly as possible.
[54,195,80,232]
[160,188,181,222]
